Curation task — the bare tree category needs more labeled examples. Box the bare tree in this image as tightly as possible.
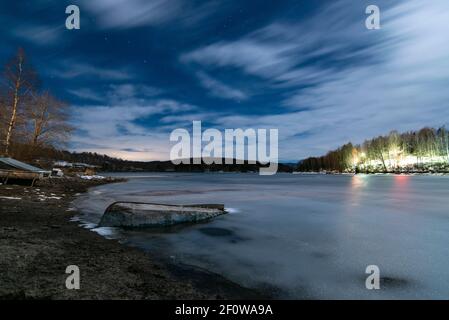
[370,136,388,172]
[1,48,37,155]
[27,91,73,147]
[0,94,7,147]
[437,126,449,164]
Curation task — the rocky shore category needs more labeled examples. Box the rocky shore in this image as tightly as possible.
[0,178,263,299]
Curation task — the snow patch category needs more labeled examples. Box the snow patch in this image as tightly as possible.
[0,196,22,200]
[80,175,105,180]
[37,195,62,201]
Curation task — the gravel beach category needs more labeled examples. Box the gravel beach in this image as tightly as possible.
[0,178,263,300]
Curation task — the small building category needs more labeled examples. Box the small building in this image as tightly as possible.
[0,157,51,186]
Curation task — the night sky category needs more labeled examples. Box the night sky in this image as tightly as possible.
[1,0,448,161]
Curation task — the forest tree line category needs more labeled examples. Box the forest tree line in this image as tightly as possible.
[297,127,449,173]
[0,48,72,160]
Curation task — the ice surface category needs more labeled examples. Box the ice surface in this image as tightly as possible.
[73,173,449,299]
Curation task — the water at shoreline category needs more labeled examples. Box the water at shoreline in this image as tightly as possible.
[73,173,449,299]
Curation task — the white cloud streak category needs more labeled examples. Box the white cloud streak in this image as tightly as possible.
[13,24,63,45]
[196,71,248,101]
[81,0,218,29]
[51,61,132,80]
[182,0,449,161]
[71,99,197,160]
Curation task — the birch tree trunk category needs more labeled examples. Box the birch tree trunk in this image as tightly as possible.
[4,54,23,155]
[2,48,36,156]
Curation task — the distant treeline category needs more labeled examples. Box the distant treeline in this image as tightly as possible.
[6,142,292,173]
[298,127,449,173]
[84,155,293,174]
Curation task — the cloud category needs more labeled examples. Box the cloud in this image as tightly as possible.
[107,84,162,102]
[181,38,298,81]
[159,111,221,128]
[56,0,449,162]
[81,0,181,29]
[68,83,163,104]
[196,71,248,101]
[51,61,132,80]
[80,0,218,29]
[181,0,449,161]
[180,1,364,84]
[71,99,197,160]
[67,88,103,102]
[12,24,63,45]
[180,8,363,91]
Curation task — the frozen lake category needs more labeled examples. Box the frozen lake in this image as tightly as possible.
[73,173,449,299]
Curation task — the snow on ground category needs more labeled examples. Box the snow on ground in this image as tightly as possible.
[80,175,105,180]
[38,195,62,201]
